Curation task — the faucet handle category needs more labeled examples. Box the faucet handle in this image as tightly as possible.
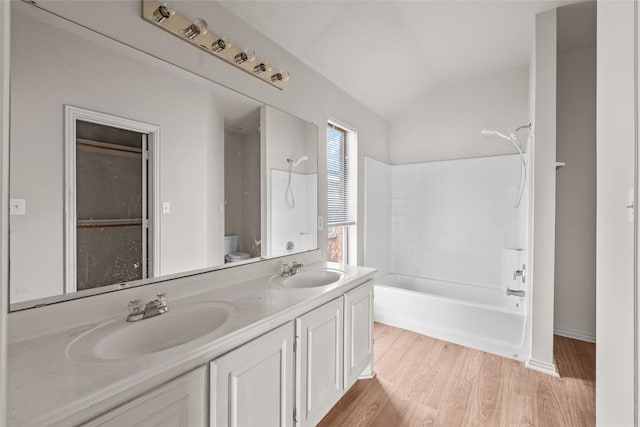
[155,293,168,307]
[128,299,144,315]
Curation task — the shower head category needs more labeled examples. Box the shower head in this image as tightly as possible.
[287,156,309,168]
[480,124,531,209]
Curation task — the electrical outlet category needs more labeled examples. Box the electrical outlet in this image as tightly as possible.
[162,202,171,214]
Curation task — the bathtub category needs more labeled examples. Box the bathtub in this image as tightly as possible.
[374,274,528,360]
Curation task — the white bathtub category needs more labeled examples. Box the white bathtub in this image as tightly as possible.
[374,274,528,360]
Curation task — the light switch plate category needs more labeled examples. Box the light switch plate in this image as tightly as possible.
[10,198,26,215]
[162,202,171,214]
[317,216,324,230]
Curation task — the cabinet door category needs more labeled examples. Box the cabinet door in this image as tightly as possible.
[344,281,374,390]
[82,367,207,427]
[295,297,344,427]
[210,322,295,427]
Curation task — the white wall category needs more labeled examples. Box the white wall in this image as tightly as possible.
[527,8,558,376]
[596,1,636,425]
[9,8,225,303]
[554,46,596,341]
[389,66,529,164]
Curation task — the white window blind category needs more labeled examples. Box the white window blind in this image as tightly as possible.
[327,123,356,227]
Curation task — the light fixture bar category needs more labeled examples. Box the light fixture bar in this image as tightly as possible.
[142,1,290,90]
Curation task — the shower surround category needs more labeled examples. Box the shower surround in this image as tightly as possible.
[365,155,530,359]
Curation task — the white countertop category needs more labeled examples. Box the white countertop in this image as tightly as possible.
[7,262,375,426]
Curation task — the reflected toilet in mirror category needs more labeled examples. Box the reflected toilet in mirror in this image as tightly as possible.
[223,235,251,263]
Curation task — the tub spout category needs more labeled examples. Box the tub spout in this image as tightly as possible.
[506,289,525,298]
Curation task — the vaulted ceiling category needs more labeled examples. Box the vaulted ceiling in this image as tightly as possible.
[222,0,583,119]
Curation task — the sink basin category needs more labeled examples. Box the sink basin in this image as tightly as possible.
[67,302,231,361]
[270,269,344,289]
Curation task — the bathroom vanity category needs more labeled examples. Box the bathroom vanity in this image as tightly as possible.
[7,262,375,426]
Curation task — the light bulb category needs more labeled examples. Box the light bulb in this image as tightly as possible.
[253,63,272,75]
[270,71,290,83]
[184,18,208,40]
[211,38,231,53]
[234,49,255,65]
[153,3,175,23]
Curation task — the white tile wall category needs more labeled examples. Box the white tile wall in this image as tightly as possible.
[364,154,528,288]
[364,158,391,277]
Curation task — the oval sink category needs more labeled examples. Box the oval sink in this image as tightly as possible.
[270,269,344,289]
[67,302,231,361]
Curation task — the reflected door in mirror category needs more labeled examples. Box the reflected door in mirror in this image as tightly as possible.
[74,120,151,291]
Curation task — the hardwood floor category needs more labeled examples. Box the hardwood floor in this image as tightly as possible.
[319,323,595,427]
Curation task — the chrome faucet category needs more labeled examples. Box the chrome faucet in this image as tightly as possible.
[281,261,304,277]
[127,293,169,322]
[513,264,526,283]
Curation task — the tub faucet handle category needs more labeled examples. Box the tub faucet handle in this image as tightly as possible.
[513,264,526,283]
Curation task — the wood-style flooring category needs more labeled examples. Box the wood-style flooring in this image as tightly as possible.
[319,323,595,427]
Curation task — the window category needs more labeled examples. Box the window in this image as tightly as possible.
[327,122,357,264]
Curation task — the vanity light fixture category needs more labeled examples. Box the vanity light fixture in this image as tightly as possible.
[211,38,230,53]
[184,18,208,40]
[142,0,290,90]
[152,3,175,23]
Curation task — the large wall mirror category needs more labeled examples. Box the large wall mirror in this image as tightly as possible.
[9,2,318,310]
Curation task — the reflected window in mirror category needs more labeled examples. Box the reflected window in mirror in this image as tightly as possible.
[327,121,357,265]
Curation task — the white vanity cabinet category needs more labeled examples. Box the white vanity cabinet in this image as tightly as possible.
[36,278,374,427]
[210,321,295,427]
[295,297,344,427]
[343,281,374,389]
[82,366,207,427]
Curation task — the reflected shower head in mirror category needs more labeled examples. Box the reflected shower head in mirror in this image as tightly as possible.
[287,155,309,168]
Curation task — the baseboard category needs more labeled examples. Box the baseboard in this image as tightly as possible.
[525,357,560,377]
[554,328,596,343]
